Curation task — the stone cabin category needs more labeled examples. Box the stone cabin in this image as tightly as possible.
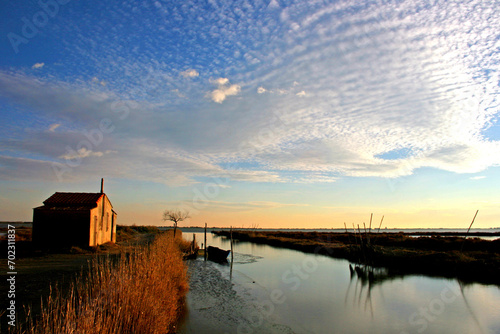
[33,185,117,248]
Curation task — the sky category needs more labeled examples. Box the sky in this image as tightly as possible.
[0,0,499,229]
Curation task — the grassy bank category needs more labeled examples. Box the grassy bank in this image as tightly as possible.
[215,230,500,285]
[5,230,188,334]
[115,224,161,242]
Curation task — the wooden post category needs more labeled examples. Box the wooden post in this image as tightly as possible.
[230,226,234,263]
[466,210,479,235]
[230,226,234,280]
[204,222,207,261]
[364,222,370,245]
[352,223,359,245]
[377,216,384,233]
[357,224,363,244]
[461,210,479,253]
[229,226,234,281]
[369,213,373,233]
[357,224,366,263]
[345,221,352,245]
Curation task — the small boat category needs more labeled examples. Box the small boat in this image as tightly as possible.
[207,246,230,263]
[183,250,198,260]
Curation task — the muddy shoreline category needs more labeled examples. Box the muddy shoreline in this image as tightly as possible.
[214,230,500,286]
[179,256,295,334]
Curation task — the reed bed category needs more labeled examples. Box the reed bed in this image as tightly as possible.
[20,233,189,334]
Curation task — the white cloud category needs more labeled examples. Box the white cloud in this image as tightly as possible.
[470,176,486,180]
[59,148,109,160]
[171,89,185,98]
[32,63,44,69]
[92,76,106,86]
[180,69,199,78]
[48,123,61,132]
[209,85,241,103]
[268,0,280,9]
[208,77,241,103]
[255,83,306,96]
[210,77,229,86]
[420,142,500,174]
[290,173,338,183]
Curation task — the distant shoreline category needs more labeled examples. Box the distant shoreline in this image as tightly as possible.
[175,226,500,238]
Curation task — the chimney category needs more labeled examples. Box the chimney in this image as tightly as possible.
[100,178,104,194]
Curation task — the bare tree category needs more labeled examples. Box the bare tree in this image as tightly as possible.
[162,209,190,237]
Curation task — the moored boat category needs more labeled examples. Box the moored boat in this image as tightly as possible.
[207,246,230,263]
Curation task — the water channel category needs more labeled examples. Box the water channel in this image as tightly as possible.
[179,232,500,334]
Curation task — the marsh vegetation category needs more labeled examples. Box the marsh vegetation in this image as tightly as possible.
[1,226,189,334]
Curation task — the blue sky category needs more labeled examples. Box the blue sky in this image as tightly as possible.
[0,0,499,228]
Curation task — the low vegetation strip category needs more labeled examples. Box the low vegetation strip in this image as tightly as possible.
[19,233,189,334]
[215,230,500,285]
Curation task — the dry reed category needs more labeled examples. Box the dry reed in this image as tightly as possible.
[20,233,188,334]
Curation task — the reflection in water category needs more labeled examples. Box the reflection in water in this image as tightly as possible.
[230,257,233,280]
[345,264,404,319]
[346,264,376,318]
[458,280,485,334]
[345,263,487,333]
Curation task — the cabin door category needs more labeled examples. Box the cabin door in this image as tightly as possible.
[110,214,115,241]
[93,216,98,246]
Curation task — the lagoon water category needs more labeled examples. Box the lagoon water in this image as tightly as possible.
[179,232,500,334]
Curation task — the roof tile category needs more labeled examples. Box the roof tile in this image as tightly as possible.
[43,192,103,206]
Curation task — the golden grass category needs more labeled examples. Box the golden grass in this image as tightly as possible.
[177,238,196,254]
[115,224,161,242]
[0,226,32,242]
[20,233,189,334]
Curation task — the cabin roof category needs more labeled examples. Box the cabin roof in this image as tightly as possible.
[43,192,104,207]
[34,205,94,211]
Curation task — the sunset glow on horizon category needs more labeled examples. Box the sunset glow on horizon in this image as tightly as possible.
[1,0,499,229]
